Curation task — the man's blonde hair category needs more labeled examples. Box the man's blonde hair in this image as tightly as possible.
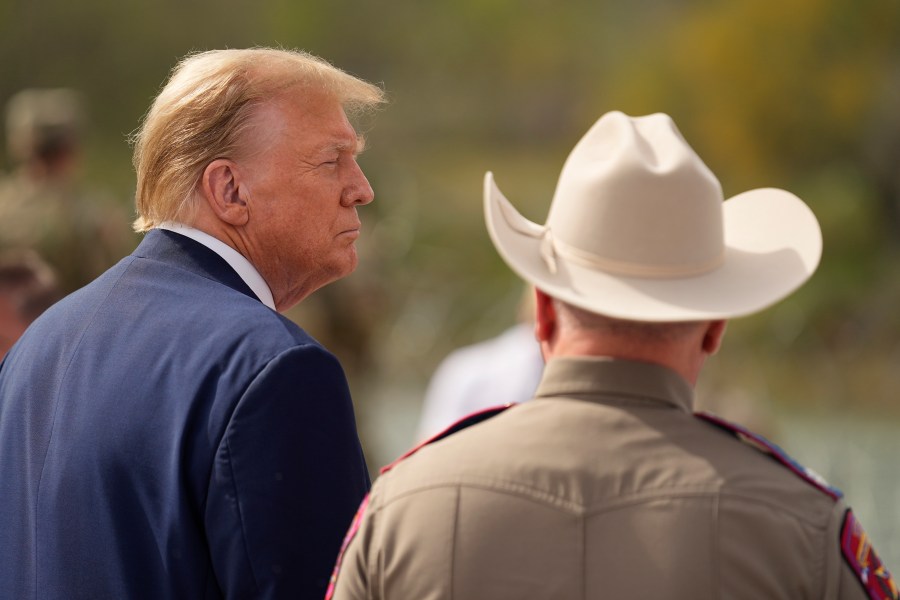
[130,47,385,232]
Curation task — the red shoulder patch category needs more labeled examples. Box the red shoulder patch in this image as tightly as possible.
[380,404,514,474]
[695,411,842,499]
[841,509,898,600]
[325,494,370,600]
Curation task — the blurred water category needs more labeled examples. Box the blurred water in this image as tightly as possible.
[779,413,900,571]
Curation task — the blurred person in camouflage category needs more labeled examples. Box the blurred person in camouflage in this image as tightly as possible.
[0,88,133,293]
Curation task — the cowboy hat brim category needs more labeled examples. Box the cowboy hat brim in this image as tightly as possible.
[484,172,822,322]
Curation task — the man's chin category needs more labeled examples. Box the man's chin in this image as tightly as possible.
[341,248,359,275]
[321,253,359,287]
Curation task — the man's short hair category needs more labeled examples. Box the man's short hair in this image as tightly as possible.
[130,47,386,233]
[553,297,703,342]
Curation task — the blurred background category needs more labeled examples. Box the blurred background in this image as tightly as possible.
[1,0,898,566]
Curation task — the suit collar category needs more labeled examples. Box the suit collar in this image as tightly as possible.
[156,223,275,310]
[132,229,262,304]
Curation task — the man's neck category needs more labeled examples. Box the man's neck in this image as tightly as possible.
[544,335,707,386]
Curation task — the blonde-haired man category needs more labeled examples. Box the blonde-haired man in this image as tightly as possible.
[329,112,896,599]
[0,48,384,599]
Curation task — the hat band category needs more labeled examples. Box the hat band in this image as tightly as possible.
[540,228,725,279]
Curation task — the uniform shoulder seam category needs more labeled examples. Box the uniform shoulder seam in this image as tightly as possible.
[695,411,843,500]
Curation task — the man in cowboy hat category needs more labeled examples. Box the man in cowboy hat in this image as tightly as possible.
[327,111,896,599]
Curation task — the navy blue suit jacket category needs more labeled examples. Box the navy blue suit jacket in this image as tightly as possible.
[0,229,370,599]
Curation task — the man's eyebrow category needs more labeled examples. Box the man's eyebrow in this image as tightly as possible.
[322,135,367,156]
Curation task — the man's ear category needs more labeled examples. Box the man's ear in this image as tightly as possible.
[701,319,728,355]
[534,288,557,343]
[200,159,250,226]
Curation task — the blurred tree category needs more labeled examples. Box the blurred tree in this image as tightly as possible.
[606,0,900,228]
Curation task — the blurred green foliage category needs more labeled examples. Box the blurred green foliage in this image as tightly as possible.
[1,0,899,430]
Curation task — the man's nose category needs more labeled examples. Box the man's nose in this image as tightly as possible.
[341,161,375,207]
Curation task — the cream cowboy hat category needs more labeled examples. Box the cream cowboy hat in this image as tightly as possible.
[484,111,822,322]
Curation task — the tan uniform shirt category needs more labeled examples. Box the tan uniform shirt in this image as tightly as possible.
[331,357,887,599]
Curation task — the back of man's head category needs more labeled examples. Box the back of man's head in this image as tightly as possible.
[130,47,385,233]
[553,299,700,343]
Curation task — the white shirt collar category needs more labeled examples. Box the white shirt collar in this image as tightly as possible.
[157,222,276,311]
